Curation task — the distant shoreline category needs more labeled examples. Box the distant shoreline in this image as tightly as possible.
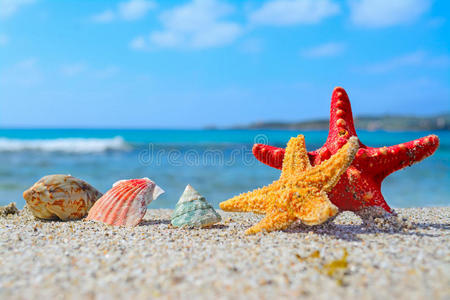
[1,114,449,132]
[231,114,450,131]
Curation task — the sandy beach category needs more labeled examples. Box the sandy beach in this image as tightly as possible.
[0,207,449,299]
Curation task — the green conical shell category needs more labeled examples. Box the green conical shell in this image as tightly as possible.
[171,185,221,228]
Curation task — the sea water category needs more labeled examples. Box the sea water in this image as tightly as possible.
[0,129,448,209]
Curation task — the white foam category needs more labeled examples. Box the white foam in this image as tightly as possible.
[0,136,130,153]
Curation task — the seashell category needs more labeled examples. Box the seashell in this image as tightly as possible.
[171,185,221,228]
[86,178,164,226]
[23,175,102,220]
[0,202,19,217]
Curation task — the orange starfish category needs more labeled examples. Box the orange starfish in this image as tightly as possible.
[220,135,359,234]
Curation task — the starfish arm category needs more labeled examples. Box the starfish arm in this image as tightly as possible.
[302,136,359,192]
[245,210,297,235]
[329,172,392,212]
[326,87,358,150]
[252,144,284,170]
[361,188,391,212]
[251,87,439,215]
[219,183,279,214]
[287,189,338,225]
[280,134,311,179]
[359,135,440,179]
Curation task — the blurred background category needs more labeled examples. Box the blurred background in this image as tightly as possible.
[0,0,449,209]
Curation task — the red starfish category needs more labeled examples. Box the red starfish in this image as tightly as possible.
[252,87,440,213]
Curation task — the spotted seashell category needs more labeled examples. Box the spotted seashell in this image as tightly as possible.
[86,178,164,226]
[171,185,221,228]
[23,175,102,220]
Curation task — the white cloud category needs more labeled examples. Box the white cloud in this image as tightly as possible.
[0,0,36,19]
[118,0,155,21]
[362,51,450,73]
[349,0,431,28]
[91,10,115,23]
[249,0,340,26]
[365,51,425,73]
[16,58,37,69]
[91,0,155,23]
[136,0,242,50]
[60,63,88,77]
[240,38,263,54]
[60,63,119,79]
[301,42,345,58]
[0,58,43,87]
[94,66,120,79]
[130,36,147,50]
[0,33,8,46]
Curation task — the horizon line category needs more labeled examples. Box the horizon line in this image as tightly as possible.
[1,112,448,130]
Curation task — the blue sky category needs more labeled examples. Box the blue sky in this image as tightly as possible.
[0,0,449,128]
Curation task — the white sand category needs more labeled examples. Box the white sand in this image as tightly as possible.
[0,207,449,299]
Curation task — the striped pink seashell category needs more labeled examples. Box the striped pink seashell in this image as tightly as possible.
[86,178,164,226]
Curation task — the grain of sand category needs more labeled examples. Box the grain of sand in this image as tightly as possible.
[0,207,449,299]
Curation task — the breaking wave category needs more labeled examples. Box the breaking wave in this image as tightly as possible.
[0,136,130,153]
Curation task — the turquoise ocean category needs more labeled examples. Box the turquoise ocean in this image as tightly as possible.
[0,129,448,209]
